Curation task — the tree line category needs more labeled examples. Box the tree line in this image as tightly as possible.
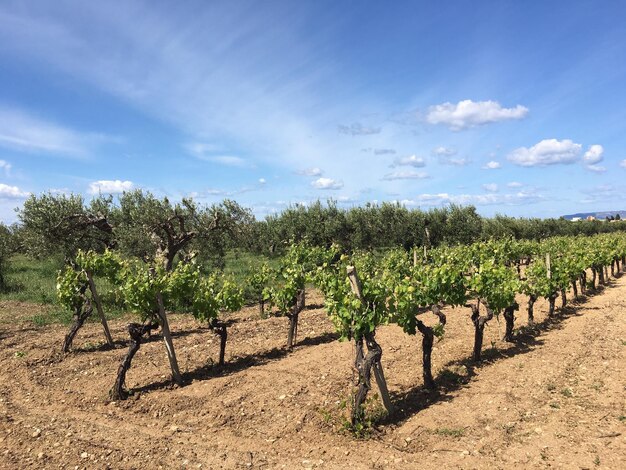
[1,192,626,284]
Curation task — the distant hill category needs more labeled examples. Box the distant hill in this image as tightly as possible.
[562,210,626,220]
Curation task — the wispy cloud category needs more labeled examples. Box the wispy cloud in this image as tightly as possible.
[374,148,396,155]
[0,106,109,157]
[185,142,251,168]
[580,184,624,204]
[295,167,323,176]
[482,183,499,192]
[338,123,381,136]
[431,146,457,157]
[508,139,582,167]
[438,156,471,166]
[382,170,429,181]
[0,159,11,176]
[400,189,544,207]
[390,155,426,168]
[586,164,606,173]
[426,100,528,130]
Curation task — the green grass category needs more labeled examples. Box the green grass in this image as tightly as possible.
[2,254,126,325]
[2,254,62,304]
[222,250,279,304]
[1,251,276,325]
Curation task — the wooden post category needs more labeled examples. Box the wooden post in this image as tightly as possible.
[372,359,394,412]
[546,253,551,279]
[86,270,114,347]
[156,293,183,385]
[413,248,418,267]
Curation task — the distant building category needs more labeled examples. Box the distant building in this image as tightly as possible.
[586,215,596,221]
[571,217,582,222]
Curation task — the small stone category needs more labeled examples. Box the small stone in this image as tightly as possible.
[170,425,180,432]
[278,395,286,400]
[534,427,543,434]
[37,452,44,460]
[80,452,88,459]
[32,429,41,438]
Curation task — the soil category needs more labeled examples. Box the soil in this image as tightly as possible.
[1,276,625,469]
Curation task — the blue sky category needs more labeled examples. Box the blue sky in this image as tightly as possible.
[1,0,626,223]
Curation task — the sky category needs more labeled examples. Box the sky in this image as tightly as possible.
[1,0,626,223]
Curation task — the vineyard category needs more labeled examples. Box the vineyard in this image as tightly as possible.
[1,232,626,468]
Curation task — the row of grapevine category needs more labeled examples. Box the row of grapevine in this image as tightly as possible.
[56,250,244,399]
[56,233,626,429]
[313,233,626,426]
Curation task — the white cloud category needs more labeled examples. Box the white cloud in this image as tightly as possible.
[620,159,626,168]
[258,178,266,184]
[507,182,523,188]
[382,170,429,181]
[508,139,582,167]
[337,123,381,136]
[391,155,426,168]
[482,161,501,169]
[88,180,134,194]
[311,177,343,190]
[0,159,11,175]
[431,146,457,157]
[0,183,29,199]
[426,100,529,130]
[482,183,499,192]
[586,164,606,173]
[373,148,396,155]
[295,167,323,176]
[583,144,604,164]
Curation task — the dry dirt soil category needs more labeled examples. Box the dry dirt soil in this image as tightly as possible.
[1,276,625,469]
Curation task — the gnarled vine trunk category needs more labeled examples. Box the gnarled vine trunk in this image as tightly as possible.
[548,292,558,316]
[591,268,597,290]
[62,285,93,353]
[560,288,567,308]
[286,289,305,349]
[470,300,494,362]
[503,302,519,342]
[258,294,265,317]
[110,323,158,400]
[415,305,447,389]
[352,332,393,425]
[527,294,537,325]
[571,280,578,299]
[209,319,228,366]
